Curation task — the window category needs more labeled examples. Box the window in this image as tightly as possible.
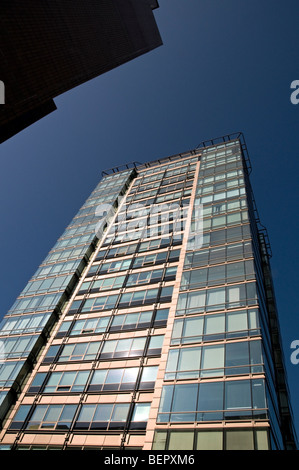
[20,275,73,296]
[1,335,38,359]
[133,252,167,268]
[157,379,267,423]
[8,293,62,315]
[67,299,82,314]
[154,308,169,327]
[9,405,32,430]
[80,294,118,312]
[33,259,81,279]
[74,403,130,431]
[200,224,251,248]
[88,367,139,392]
[43,370,90,393]
[165,340,263,380]
[225,430,254,450]
[181,260,255,291]
[201,344,224,377]
[0,361,25,388]
[197,382,224,421]
[79,275,125,294]
[100,337,146,360]
[130,403,151,430]
[139,366,158,390]
[152,428,269,450]
[55,320,72,338]
[138,237,171,253]
[0,313,51,336]
[57,341,101,362]
[196,430,223,450]
[43,344,60,363]
[147,335,164,355]
[118,288,159,308]
[99,258,131,274]
[159,384,198,422]
[26,404,77,430]
[69,316,110,336]
[176,290,206,315]
[28,372,47,393]
[168,432,194,450]
[171,316,204,345]
[225,378,251,410]
[110,311,153,331]
[103,243,138,259]
[126,269,164,287]
[176,283,258,315]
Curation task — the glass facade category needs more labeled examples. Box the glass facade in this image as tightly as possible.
[0,135,296,450]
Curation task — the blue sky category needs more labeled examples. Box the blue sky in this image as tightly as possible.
[1,0,299,439]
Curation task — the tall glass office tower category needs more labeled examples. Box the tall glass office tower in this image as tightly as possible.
[0,134,297,450]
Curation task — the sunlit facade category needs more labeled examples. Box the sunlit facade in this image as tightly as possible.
[0,134,296,450]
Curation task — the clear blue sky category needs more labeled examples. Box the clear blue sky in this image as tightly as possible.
[1,0,299,439]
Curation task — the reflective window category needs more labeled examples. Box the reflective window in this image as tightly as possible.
[176,282,257,315]
[43,370,90,393]
[0,361,25,387]
[88,367,139,392]
[26,404,77,430]
[57,341,101,362]
[181,260,255,290]
[158,379,267,422]
[69,316,110,336]
[165,340,263,379]
[100,337,147,359]
[74,403,130,431]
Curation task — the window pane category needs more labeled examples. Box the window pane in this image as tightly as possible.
[252,379,266,409]
[106,369,122,384]
[44,405,62,423]
[205,315,225,334]
[178,348,201,372]
[226,430,254,450]
[115,339,131,352]
[206,288,225,309]
[172,320,184,338]
[111,404,130,422]
[201,345,224,376]
[140,366,158,383]
[94,404,113,422]
[59,405,77,422]
[46,372,61,388]
[60,372,76,386]
[225,342,249,367]
[172,384,198,412]
[159,386,174,413]
[148,336,163,349]
[227,311,247,332]
[256,430,269,450]
[12,405,31,423]
[122,368,139,384]
[168,432,194,450]
[225,380,251,410]
[166,350,179,373]
[197,382,224,411]
[131,403,150,422]
[132,337,147,350]
[196,431,223,450]
[152,431,167,450]
[91,370,107,385]
[30,405,48,422]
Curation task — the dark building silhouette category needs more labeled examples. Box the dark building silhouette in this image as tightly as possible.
[0,0,162,143]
